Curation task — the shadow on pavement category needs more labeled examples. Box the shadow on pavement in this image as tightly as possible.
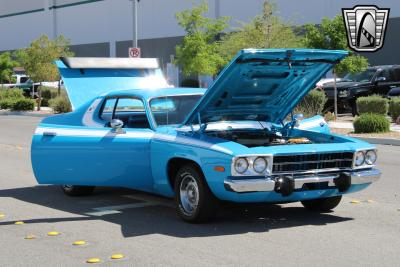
[0,185,353,238]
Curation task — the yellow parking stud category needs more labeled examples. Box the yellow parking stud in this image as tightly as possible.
[0,213,5,218]
[25,234,36,240]
[86,258,101,264]
[350,200,360,204]
[110,254,125,260]
[73,240,86,246]
[14,221,25,225]
[47,231,60,236]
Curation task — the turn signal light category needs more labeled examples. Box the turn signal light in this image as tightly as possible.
[214,166,225,172]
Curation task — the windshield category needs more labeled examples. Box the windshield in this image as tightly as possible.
[150,94,203,126]
[343,69,376,82]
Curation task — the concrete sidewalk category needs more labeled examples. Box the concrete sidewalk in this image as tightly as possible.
[328,121,400,132]
[0,107,53,117]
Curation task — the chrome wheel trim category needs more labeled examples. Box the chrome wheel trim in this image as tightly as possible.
[179,174,199,216]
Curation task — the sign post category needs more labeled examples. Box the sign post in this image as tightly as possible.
[129,47,141,58]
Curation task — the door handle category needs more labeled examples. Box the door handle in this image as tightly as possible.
[43,131,57,136]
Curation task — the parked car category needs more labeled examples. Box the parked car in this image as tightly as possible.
[315,77,342,89]
[322,65,400,115]
[387,86,400,99]
[1,74,39,97]
[31,50,381,222]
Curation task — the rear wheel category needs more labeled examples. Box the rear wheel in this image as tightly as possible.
[174,164,219,223]
[301,195,342,212]
[61,185,95,196]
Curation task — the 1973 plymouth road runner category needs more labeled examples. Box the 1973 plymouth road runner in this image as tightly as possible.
[31,49,381,222]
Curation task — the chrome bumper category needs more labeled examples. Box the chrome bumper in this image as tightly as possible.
[224,169,381,193]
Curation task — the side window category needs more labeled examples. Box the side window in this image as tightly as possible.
[378,69,393,82]
[100,98,117,121]
[20,77,29,83]
[114,98,150,129]
[391,68,400,82]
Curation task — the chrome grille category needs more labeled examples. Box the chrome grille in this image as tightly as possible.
[273,152,354,173]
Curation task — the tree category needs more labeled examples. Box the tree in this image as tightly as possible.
[16,35,73,111]
[219,1,302,61]
[303,15,369,118]
[303,15,369,76]
[174,1,229,78]
[0,52,18,84]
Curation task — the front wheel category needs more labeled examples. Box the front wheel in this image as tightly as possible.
[174,164,219,223]
[61,185,95,196]
[301,195,342,212]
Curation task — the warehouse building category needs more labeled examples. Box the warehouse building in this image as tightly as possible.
[0,0,399,68]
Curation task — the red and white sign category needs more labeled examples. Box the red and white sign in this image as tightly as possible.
[129,47,141,58]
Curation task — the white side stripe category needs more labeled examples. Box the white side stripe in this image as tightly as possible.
[34,127,154,138]
[34,128,231,154]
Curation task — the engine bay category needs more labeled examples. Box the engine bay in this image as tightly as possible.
[205,129,313,147]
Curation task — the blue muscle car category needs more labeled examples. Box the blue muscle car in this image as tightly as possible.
[31,49,381,222]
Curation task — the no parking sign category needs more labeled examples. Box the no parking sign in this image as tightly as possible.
[129,47,141,58]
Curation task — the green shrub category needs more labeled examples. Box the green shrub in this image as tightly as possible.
[356,95,388,115]
[294,89,327,118]
[41,98,50,107]
[353,114,390,133]
[324,111,335,122]
[40,86,58,99]
[180,79,199,88]
[11,98,35,111]
[0,98,17,109]
[388,97,400,121]
[0,88,24,100]
[49,96,72,113]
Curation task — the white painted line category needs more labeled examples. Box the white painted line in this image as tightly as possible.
[85,201,166,217]
[123,194,174,208]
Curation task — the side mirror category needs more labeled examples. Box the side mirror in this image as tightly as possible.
[375,76,386,83]
[110,119,125,134]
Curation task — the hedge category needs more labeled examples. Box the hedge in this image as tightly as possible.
[11,98,35,111]
[389,97,400,121]
[294,89,327,118]
[353,114,390,133]
[49,96,72,113]
[0,98,17,109]
[0,88,24,100]
[356,95,389,115]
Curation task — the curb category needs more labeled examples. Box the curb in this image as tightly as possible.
[357,137,400,146]
[0,110,52,118]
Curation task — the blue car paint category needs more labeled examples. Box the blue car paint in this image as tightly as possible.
[183,49,348,125]
[56,60,168,110]
[32,49,378,204]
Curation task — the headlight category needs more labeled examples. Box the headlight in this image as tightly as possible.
[253,157,267,173]
[355,151,365,166]
[234,158,248,174]
[365,150,377,165]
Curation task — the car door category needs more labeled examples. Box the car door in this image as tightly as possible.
[32,96,155,192]
[373,69,396,95]
[96,96,155,191]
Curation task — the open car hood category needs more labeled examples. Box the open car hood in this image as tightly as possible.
[183,49,348,125]
[56,57,168,110]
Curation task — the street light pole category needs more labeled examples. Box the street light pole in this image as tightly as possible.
[132,0,138,47]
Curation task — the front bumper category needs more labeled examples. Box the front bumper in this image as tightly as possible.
[224,169,381,193]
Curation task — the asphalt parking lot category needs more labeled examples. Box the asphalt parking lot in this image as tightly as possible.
[0,115,399,267]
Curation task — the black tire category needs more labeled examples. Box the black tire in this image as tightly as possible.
[61,185,95,197]
[301,195,342,212]
[174,164,219,223]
